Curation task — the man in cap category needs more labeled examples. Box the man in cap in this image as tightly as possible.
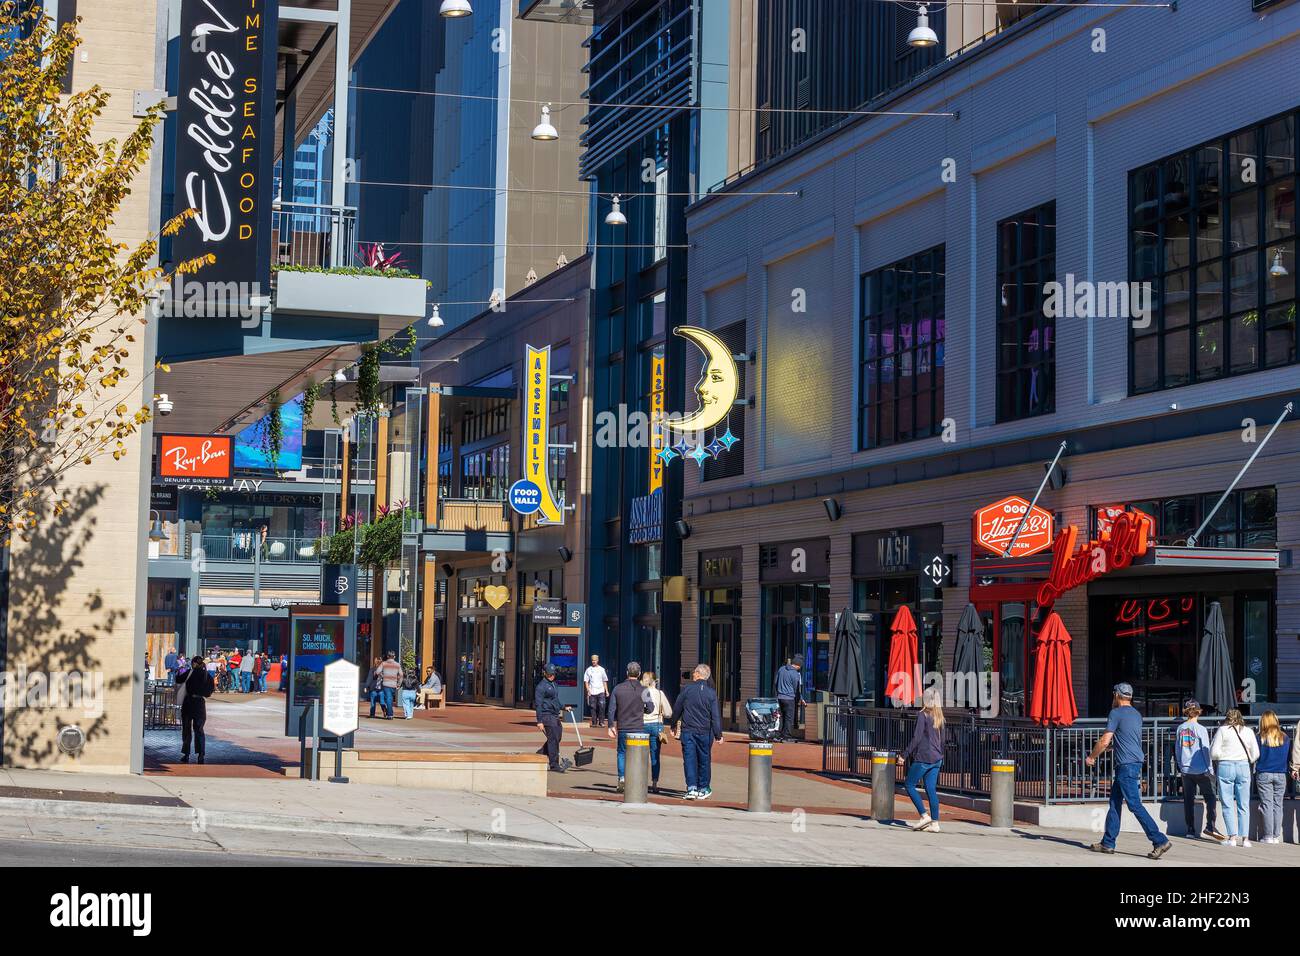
[1085,682,1171,859]
[534,662,567,772]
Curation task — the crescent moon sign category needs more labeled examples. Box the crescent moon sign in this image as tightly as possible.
[668,326,739,434]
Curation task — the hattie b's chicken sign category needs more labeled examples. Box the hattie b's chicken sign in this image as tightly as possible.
[1035,510,1154,607]
[972,495,1055,558]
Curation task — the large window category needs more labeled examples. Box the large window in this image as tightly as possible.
[1130,109,1297,393]
[1093,486,1276,548]
[997,202,1056,420]
[858,246,946,448]
[460,443,510,500]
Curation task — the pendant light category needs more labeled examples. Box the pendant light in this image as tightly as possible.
[428,303,444,328]
[1269,249,1289,278]
[605,194,627,227]
[531,104,558,142]
[908,4,939,49]
[439,0,472,18]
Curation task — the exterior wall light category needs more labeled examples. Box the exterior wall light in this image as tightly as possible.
[429,303,444,327]
[908,4,939,48]
[605,195,627,226]
[531,104,558,141]
[440,0,472,17]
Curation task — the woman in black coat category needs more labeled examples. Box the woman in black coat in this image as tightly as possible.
[179,656,214,764]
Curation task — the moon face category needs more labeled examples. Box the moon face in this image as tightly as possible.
[669,326,739,434]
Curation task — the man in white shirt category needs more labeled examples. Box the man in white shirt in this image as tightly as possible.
[583,655,610,728]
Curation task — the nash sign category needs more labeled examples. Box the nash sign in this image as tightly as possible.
[1036,510,1153,606]
[972,495,1055,558]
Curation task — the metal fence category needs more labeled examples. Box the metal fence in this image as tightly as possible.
[198,533,319,564]
[822,705,1299,805]
[271,201,357,271]
[143,680,178,731]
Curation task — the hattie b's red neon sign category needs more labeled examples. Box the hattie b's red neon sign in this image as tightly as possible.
[1036,511,1153,606]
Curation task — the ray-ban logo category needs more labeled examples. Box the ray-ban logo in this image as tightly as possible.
[49,886,151,937]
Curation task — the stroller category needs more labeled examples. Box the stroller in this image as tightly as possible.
[745,697,783,741]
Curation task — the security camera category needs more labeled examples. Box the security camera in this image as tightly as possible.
[155,394,174,416]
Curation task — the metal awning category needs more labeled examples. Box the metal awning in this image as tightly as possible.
[972,546,1283,581]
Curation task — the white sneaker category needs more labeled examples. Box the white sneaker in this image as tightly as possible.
[1222,838,1235,847]
[1241,839,1252,848]
[929,822,941,833]
[911,814,932,831]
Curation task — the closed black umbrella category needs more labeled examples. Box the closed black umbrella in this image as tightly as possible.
[828,609,865,698]
[1196,601,1235,715]
[952,604,983,679]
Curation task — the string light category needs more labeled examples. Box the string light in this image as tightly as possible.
[531,104,558,142]
[439,0,472,17]
[604,195,627,227]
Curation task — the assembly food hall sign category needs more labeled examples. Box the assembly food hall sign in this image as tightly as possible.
[519,345,564,525]
[172,0,278,293]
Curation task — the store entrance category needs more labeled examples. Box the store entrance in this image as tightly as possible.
[973,599,1039,719]
[455,615,505,702]
[706,617,742,729]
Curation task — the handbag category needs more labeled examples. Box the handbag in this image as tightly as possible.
[1230,725,1259,796]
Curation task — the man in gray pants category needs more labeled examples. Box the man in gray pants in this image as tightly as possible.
[775,658,802,741]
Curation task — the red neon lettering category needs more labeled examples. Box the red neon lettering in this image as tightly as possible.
[1037,511,1152,607]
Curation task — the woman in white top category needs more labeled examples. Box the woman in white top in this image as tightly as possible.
[1209,709,1259,847]
[640,671,673,794]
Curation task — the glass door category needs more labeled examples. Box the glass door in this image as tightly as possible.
[707,618,742,728]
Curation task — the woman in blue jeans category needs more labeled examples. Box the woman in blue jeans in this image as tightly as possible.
[1210,709,1259,847]
[640,671,673,794]
[901,688,946,832]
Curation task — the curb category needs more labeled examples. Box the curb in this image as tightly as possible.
[0,796,588,854]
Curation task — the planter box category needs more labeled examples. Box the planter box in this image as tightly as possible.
[273,270,426,322]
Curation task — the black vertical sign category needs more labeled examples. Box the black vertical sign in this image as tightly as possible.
[172,0,277,296]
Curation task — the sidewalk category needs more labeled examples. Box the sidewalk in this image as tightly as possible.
[0,767,1294,867]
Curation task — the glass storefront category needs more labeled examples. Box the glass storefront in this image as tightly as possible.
[760,582,831,699]
[853,575,944,707]
[515,567,564,704]
[199,616,287,657]
[455,573,507,702]
[701,585,742,728]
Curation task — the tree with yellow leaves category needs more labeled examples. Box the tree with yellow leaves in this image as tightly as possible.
[0,3,208,538]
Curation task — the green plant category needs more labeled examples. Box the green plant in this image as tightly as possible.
[259,391,284,470]
[358,507,405,567]
[330,375,341,426]
[273,263,421,280]
[301,381,320,423]
[355,346,382,418]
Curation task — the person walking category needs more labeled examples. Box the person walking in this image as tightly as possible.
[377,652,403,719]
[583,655,610,728]
[164,649,179,684]
[1175,700,1223,840]
[239,650,254,694]
[775,658,802,741]
[256,652,268,693]
[178,656,214,765]
[399,666,420,720]
[1210,708,1259,848]
[366,657,383,718]
[901,687,945,832]
[1254,710,1288,845]
[607,661,650,793]
[640,670,673,794]
[278,651,289,692]
[533,663,566,772]
[1292,719,1300,797]
[1085,682,1171,859]
[669,663,724,800]
[228,648,243,693]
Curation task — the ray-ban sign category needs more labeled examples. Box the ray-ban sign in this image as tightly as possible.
[157,434,233,484]
[172,0,278,294]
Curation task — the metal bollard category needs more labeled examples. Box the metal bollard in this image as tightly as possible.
[624,732,651,804]
[990,758,1016,828]
[870,750,896,823]
[748,741,773,812]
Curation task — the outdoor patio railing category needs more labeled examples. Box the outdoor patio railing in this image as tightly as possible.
[198,534,320,564]
[143,680,178,731]
[822,705,1299,805]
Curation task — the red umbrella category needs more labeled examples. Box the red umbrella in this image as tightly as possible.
[1028,611,1078,726]
[885,605,919,707]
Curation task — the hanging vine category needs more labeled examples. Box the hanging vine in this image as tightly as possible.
[300,380,320,424]
[355,346,382,419]
[259,390,284,471]
[330,374,341,426]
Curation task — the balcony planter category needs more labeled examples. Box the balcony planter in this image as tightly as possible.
[273,268,427,321]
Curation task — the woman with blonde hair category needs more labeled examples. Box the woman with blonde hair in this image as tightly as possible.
[1210,709,1259,847]
[1255,710,1289,844]
[901,687,946,832]
[640,670,673,795]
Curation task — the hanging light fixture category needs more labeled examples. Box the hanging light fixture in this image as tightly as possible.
[531,104,558,142]
[605,194,627,227]
[1269,249,1289,278]
[148,511,168,543]
[428,303,444,328]
[908,4,939,48]
[439,0,472,17]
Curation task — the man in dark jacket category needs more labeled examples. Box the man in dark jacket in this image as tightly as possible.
[534,663,566,772]
[775,658,802,741]
[670,664,725,800]
[607,661,648,792]
[178,657,215,764]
